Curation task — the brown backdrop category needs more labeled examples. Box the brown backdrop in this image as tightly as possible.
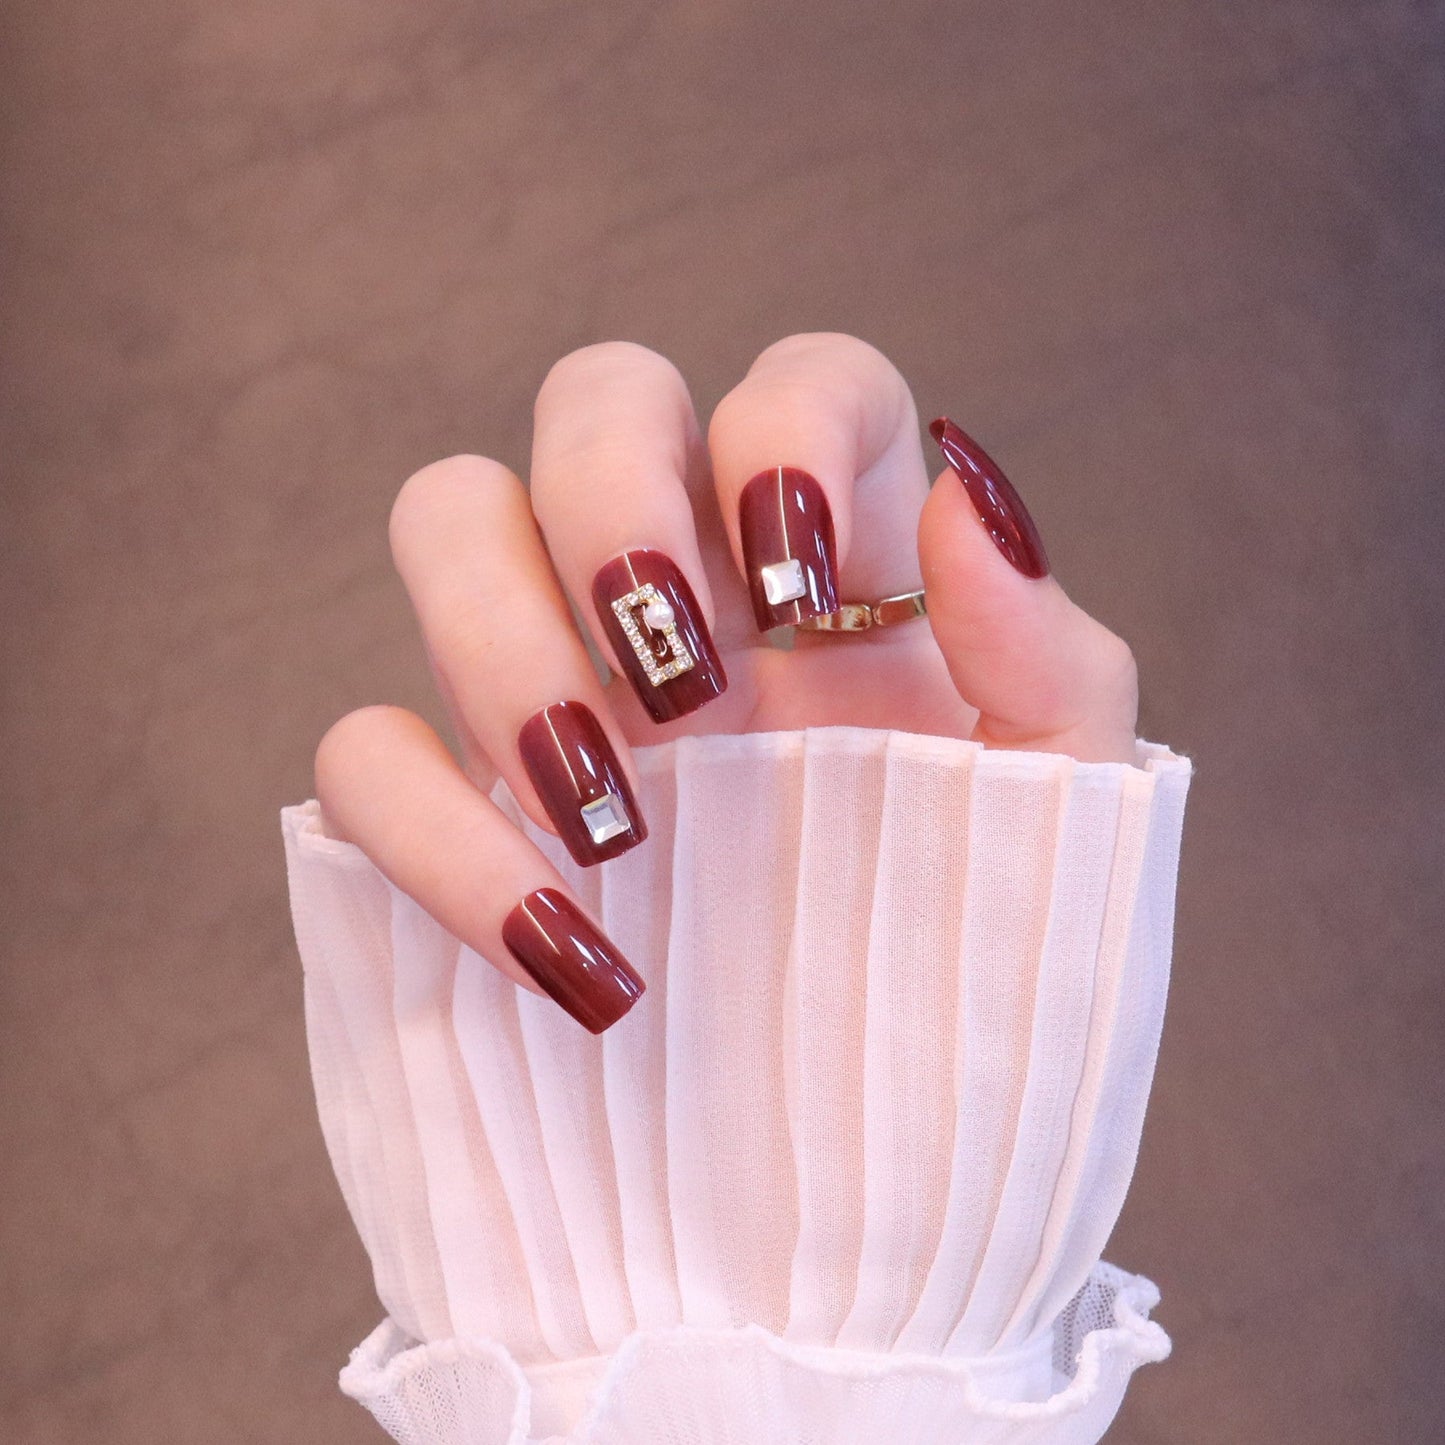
[3,2,1442,1441]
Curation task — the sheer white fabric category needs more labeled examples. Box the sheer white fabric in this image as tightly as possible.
[282,727,1192,1444]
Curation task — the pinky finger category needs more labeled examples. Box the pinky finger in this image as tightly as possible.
[314,706,645,1033]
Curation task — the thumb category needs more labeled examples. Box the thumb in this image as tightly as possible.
[918,418,1138,764]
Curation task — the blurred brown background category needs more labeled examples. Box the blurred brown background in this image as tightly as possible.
[3,1,1442,1441]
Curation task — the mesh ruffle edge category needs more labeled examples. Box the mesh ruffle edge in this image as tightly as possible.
[339,1262,1169,1445]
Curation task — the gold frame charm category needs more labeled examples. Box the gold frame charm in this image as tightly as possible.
[611,584,696,687]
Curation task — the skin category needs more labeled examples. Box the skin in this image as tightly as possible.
[313,334,1138,1001]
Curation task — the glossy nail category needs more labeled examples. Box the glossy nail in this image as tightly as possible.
[593,550,727,723]
[739,467,839,630]
[503,888,645,1032]
[518,701,645,867]
[929,417,1050,579]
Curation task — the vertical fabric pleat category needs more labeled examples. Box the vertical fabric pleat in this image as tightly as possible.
[505,810,634,1357]
[1017,747,1191,1340]
[598,758,681,1333]
[999,765,1156,1346]
[898,754,1065,1354]
[287,839,452,1341]
[514,993,632,1353]
[663,735,804,1333]
[953,766,1122,1355]
[452,951,591,1362]
[837,734,972,1349]
[390,899,544,1355]
[283,725,1192,1440]
[782,730,886,1340]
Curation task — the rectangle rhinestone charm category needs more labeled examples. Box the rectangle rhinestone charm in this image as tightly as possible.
[593,551,727,724]
[611,583,696,687]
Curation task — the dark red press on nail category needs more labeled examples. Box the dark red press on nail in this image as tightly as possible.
[738,467,840,630]
[593,550,727,723]
[503,888,644,1033]
[518,701,646,867]
[929,417,1050,580]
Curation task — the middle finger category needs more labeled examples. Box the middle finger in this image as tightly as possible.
[530,342,740,730]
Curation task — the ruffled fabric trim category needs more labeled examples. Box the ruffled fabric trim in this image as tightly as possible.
[340,1263,1168,1445]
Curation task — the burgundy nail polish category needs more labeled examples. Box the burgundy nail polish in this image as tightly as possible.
[593,550,727,723]
[739,467,839,630]
[929,417,1050,579]
[518,701,646,867]
[503,888,644,1033]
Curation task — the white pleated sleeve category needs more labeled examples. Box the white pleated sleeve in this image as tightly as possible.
[282,726,1192,1445]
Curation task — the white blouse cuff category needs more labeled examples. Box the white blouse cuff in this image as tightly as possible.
[339,1263,1168,1444]
[283,727,1192,1445]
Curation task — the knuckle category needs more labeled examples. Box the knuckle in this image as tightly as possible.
[704,381,754,439]
[707,373,824,454]
[389,454,510,560]
[1090,627,1139,706]
[755,332,898,383]
[314,705,407,796]
[538,341,682,408]
[1100,628,1138,683]
[726,334,912,440]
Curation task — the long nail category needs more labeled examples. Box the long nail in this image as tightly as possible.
[929,417,1050,579]
[518,701,646,867]
[503,888,644,1032]
[593,550,727,723]
[739,467,839,630]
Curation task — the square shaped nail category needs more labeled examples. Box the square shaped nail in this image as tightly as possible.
[503,888,644,1032]
[518,701,646,866]
[593,550,727,723]
[738,467,839,630]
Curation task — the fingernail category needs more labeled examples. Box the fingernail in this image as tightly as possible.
[503,888,644,1032]
[593,550,727,723]
[518,701,646,867]
[739,467,839,630]
[929,417,1050,579]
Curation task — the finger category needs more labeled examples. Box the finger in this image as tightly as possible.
[919,417,1139,763]
[421,637,494,786]
[390,455,646,867]
[707,333,929,631]
[315,706,644,1033]
[530,342,736,725]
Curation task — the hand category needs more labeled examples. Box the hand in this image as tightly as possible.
[314,334,1138,1029]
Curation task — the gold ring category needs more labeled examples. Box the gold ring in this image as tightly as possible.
[797,589,928,632]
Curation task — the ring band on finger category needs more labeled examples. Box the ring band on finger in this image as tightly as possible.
[797,588,929,633]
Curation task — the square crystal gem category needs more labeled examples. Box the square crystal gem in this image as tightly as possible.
[760,557,807,606]
[610,583,695,687]
[580,792,631,844]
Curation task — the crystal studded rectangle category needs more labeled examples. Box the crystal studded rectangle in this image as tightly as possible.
[610,583,696,687]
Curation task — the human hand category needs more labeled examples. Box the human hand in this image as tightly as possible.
[314,334,1138,1029]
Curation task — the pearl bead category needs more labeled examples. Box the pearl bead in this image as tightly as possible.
[643,596,674,630]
